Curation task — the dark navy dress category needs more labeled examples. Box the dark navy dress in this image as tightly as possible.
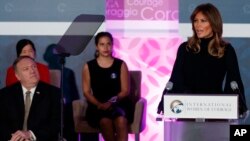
[86,58,132,127]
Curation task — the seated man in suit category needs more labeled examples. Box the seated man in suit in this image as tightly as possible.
[0,56,61,141]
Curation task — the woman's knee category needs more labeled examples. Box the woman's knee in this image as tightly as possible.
[114,116,128,128]
[100,118,113,127]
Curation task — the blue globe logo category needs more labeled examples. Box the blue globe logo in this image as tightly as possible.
[170,100,184,114]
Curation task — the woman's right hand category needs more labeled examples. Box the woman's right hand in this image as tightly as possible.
[97,102,112,110]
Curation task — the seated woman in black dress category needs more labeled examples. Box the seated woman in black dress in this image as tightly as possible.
[82,31,130,141]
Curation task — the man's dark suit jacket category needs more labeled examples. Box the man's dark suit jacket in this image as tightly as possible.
[0,81,61,141]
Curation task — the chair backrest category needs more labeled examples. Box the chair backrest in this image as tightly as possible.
[49,69,61,88]
[129,71,142,103]
[72,70,145,139]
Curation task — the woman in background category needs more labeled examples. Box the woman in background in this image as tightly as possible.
[5,39,50,86]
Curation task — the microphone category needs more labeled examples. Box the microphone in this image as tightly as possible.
[230,81,239,92]
[230,81,248,119]
[165,81,174,92]
[157,81,173,114]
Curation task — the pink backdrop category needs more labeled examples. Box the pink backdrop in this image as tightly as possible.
[106,0,183,140]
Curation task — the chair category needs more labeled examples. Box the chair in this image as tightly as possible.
[49,69,61,88]
[72,71,147,141]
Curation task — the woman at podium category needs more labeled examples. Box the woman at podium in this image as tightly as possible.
[167,3,248,117]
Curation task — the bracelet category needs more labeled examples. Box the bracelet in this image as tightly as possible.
[108,96,118,103]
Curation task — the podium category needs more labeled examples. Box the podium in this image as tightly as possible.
[163,94,239,141]
[164,119,238,141]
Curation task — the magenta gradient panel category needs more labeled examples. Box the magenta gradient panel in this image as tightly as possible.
[112,37,183,141]
[106,0,183,140]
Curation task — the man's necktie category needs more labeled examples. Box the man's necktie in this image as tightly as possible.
[23,90,31,131]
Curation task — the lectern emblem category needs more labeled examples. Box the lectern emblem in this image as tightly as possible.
[170,100,184,114]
